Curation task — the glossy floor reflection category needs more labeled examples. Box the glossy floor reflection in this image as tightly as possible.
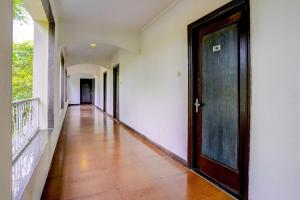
[42,105,233,200]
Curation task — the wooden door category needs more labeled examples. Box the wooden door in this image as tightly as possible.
[113,65,119,120]
[103,72,107,112]
[188,1,250,199]
[80,79,93,104]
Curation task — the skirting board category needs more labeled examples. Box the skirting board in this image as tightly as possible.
[68,104,80,106]
[95,106,104,112]
[94,105,187,166]
[95,106,114,120]
[119,121,187,167]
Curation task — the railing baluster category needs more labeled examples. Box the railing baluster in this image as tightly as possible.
[12,98,40,161]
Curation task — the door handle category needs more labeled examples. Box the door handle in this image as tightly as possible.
[194,99,205,113]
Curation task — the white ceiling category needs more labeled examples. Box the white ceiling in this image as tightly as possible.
[65,43,118,67]
[57,0,176,66]
[66,43,118,59]
[57,0,175,29]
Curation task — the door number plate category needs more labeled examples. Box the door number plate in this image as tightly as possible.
[213,45,221,52]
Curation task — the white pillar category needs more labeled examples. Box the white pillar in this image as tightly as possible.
[33,21,49,129]
[0,0,12,199]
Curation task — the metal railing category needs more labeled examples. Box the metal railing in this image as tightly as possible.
[12,98,40,161]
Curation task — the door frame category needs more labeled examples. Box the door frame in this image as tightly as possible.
[113,64,120,120]
[103,72,107,112]
[92,79,95,105]
[187,0,250,199]
[80,79,94,105]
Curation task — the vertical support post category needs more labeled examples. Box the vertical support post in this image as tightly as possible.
[0,0,13,198]
[41,0,55,129]
[33,21,49,129]
[48,22,55,128]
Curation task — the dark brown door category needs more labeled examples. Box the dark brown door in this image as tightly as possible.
[80,79,93,104]
[188,1,250,199]
[113,65,119,120]
[103,72,107,112]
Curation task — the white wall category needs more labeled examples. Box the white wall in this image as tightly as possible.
[249,0,300,199]
[65,56,110,68]
[67,64,102,75]
[67,64,110,109]
[99,0,300,199]
[95,67,108,111]
[0,0,12,199]
[108,0,231,161]
[68,73,95,105]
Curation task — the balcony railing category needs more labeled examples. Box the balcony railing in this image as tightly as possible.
[12,98,40,161]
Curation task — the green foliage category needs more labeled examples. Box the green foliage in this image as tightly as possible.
[13,0,33,101]
[12,41,33,101]
[13,0,29,23]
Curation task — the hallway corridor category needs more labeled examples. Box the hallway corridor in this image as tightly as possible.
[42,105,233,200]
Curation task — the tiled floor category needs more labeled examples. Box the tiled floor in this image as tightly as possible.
[42,105,233,200]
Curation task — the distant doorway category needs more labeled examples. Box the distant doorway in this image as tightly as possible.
[113,65,119,120]
[80,79,93,104]
[103,72,107,112]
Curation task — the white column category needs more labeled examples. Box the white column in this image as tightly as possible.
[33,21,49,129]
[0,0,12,199]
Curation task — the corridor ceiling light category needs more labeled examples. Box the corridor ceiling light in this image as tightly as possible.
[90,43,96,48]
